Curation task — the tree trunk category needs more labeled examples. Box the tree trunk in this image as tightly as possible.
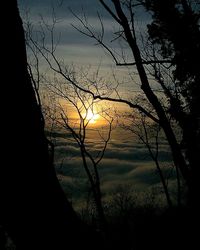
[0,1,99,249]
[112,0,192,197]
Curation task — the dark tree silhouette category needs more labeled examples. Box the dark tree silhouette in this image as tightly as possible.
[144,0,200,207]
[64,3,199,246]
[69,0,199,209]
[0,1,100,249]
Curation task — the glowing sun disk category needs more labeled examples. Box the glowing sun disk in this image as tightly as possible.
[84,109,100,124]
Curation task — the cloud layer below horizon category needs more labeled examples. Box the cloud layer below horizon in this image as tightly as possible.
[53,128,173,207]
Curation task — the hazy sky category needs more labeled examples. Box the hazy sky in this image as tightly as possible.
[17,1,173,207]
[18,0,151,100]
[18,0,117,66]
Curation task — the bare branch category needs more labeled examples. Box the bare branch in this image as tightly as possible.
[99,0,122,24]
[116,59,172,66]
[93,95,159,123]
[96,117,113,165]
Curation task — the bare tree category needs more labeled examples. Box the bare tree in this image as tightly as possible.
[121,111,174,207]
[39,74,114,234]
[69,0,199,207]
[24,14,116,239]
[24,0,199,208]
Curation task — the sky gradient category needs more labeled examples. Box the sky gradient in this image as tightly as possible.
[18,0,174,209]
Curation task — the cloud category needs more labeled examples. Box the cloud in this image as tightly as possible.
[19,0,129,68]
[19,1,174,206]
[19,0,112,19]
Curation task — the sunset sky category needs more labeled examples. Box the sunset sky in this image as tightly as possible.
[18,0,173,208]
[19,0,119,66]
[19,0,139,115]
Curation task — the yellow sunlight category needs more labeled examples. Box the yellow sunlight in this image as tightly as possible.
[83,108,100,124]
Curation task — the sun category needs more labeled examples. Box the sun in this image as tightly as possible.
[84,108,100,124]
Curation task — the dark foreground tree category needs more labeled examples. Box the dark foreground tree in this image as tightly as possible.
[0,1,101,249]
[68,0,199,208]
[144,0,200,208]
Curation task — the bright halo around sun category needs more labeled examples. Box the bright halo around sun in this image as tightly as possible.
[84,108,100,124]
